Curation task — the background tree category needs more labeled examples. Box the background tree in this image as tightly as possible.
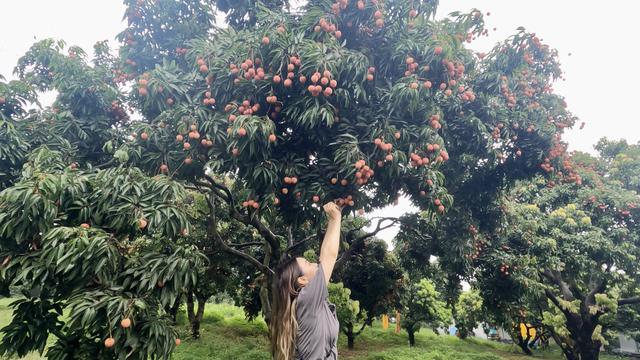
[476,145,640,360]
[0,149,205,358]
[394,213,463,310]
[328,282,366,350]
[455,289,483,339]
[336,238,403,324]
[399,278,451,347]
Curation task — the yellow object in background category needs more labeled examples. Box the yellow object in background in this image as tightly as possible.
[519,323,536,339]
[382,315,389,329]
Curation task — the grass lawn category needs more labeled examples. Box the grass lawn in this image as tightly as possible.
[167,303,625,360]
[0,297,627,359]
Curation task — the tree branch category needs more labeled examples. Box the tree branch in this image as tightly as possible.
[229,241,264,249]
[285,234,317,254]
[184,181,212,193]
[287,225,294,248]
[585,278,607,307]
[544,289,573,319]
[218,239,273,274]
[205,190,273,275]
[618,296,640,306]
[354,217,400,243]
[203,175,282,261]
[540,269,575,301]
[335,217,400,271]
[354,320,368,336]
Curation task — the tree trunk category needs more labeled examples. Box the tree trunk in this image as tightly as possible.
[408,329,416,346]
[260,269,273,326]
[565,316,602,360]
[578,342,600,360]
[186,291,195,327]
[574,326,601,360]
[457,324,468,339]
[517,336,533,356]
[190,294,207,339]
[549,326,579,360]
[347,323,355,349]
[168,295,182,324]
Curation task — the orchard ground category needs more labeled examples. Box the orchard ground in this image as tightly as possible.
[0,298,625,360]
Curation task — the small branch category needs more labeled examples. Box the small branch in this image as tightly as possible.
[285,234,317,254]
[287,225,294,248]
[94,158,115,169]
[229,241,264,249]
[544,289,573,319]
[217,229,273,274]
[354,217,400,243]
[585,278,607,307]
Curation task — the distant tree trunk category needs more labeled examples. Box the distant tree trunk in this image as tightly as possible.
[187,291,194,323]
[346,323,355,349]
[191,293,208,339]
[407,327,416,347]
[347,333,355,349]
[186,290,195,327]
[458,325,469,340]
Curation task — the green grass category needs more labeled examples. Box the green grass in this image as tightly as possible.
[0,298,627,359]
[168,303,624,360]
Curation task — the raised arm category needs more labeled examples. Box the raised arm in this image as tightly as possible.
[319,201,342,285]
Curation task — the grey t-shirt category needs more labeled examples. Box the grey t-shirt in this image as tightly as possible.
[295,263,339,359]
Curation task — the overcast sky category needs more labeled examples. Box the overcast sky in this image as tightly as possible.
[1,1,638,244]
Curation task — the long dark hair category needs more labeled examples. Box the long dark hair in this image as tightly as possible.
[270,256,304,360]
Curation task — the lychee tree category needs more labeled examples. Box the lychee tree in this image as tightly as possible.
[113,0,576,322]
[115,0,461,321]
[393,212,464,309]
[474,148,640,360]
[0,40,210,358]
[1,0,582,358]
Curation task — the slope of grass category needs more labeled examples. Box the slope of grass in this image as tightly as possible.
[0,298,627,359]
[170,303,624,360]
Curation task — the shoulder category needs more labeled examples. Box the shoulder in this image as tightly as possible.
[297,264,328,306]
